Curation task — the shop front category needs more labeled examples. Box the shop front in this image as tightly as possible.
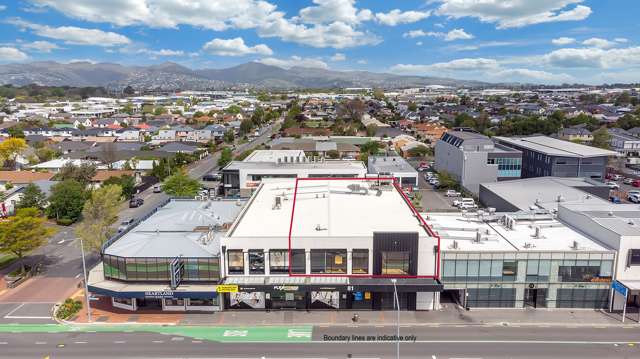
[221,278,442,311]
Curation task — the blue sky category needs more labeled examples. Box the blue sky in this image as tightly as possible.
[0,0,639,84]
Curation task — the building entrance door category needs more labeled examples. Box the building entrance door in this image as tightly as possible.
[524,288,547,308]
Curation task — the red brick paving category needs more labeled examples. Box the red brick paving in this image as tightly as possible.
[71,294,184,324]
[0,277,81,303]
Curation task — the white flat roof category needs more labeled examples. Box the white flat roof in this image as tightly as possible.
[423,212,610,252]
[229,179,430,238]
[244,150,306,163]
[494,136,618,158]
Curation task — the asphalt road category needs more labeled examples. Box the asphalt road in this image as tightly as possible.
[2,325,640,358]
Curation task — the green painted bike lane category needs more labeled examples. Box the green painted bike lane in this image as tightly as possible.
[0,324,313,343]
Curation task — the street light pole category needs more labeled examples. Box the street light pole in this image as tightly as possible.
[391,278,399,359]
[79,237,92,322]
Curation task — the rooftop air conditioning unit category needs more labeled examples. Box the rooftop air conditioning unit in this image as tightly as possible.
[533,226,541,239]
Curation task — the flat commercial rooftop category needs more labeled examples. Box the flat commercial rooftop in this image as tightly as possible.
[480,177,610,212]
[105,199,245,258]
[494,136,618,158]
[368,156,418,174]
[224,159,366,171]
[243,149,305,163]
[560,203,640,236]
[423,212,610,252]
[229,179,430,238]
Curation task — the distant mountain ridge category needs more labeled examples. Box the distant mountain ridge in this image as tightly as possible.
[0,61,486,90]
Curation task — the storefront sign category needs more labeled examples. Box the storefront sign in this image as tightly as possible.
[612,280,628,297]
[274,285,299,291]
[364,291,371,300]
[216,285,239,293]
[354,292,363,301]
[144,291,174,298]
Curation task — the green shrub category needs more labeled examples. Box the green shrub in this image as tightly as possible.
[56,298,82,320]
[56,218,75,226]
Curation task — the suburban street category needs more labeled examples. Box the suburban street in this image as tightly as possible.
[1,325,639,358]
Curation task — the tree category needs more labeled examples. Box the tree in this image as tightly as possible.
[7,127,25,138]
[122,102,134,115]
[226,105,241,114]
[407,101,418,112]
[123,85,135,95]
[437,171,459,191]
[0,208,56,274]
[366,124,378,137]
[407,145,431,158]
[16,183,47,211]
[57,163,97,186]
[75,185,122,254]
[218,147,233,168]
[223,129,235,144]
[100,142,118,169]
[251,107,265,126]
[102,175,136,199]
[162,170,201,197]
[591,127,611,149]
[0,137,27,169]
[338,99,365,122]
[154,106,167,116]
[372,88,385,101]
[36,147,59,162]
[240,119,254,135]
[47,180,86,224]
[326,150,340,159]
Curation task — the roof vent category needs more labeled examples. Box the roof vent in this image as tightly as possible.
[451,240,459,249]
[556,195,564,202]
[571,241,580,250]
[629,219,635,226]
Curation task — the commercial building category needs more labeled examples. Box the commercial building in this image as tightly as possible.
[88,199,245,312]
[493,135,617,181]
[435,130,522,194]
[219,178,442,310]
[367,155,419,188]
[608,128,640,157]
[221,150,367,197]
[479,177,611,212]
[557,203,640,311]
[424,211,615,309]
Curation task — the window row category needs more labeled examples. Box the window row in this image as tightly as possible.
[103,255,219,282]
[227,249,369,275]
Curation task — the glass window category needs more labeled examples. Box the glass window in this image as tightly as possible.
[381,251,411,275]
[479,260,491,280]
[467,260,479,279]
[228,250,244,274]
[189,298,216,306]
[113,297,133,306]
[352,249,369,274]
[443,260,455,279]
[455,260,467,279]
[600,260,613,277]
[502,261,517,281]
[311,249,347,274]
[291,249,306,274]
[185,259,199,280]
[249,250,265,274]
[490,259,503,278]
[629,249,640,266]
[164,298,184,307]
[557,265,600,282]
[269,250,289,274]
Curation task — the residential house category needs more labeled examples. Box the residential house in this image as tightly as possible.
[558,127,593,143]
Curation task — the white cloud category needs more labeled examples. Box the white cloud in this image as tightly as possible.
[582,37,616,49]
[32,0,380,49]
[21,40,61,53]
[552,37,575,45]
[0,47,29,62]
[330,53,346,61]
[403,28,473,41]
[450,41,517,51]
[416,41,423,46]
[543,46,640,69]
[256,56,328,69]
[375,9,430,26]
[435,0,591,29]
[146,49,185,56]
[615,38,629,43]
[202,37,272,56]
[8,18,130,46]
[357,59,367,65]
[298,0,372,25]
[65,59,98,64]
[390,57,572,84]
[0,5,6,11]
[444,28,474,41]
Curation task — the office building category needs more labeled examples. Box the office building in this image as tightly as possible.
[493,136,617,180]
[221,150,367,197]
[435,130,522,194]
[367,155,419,188]
[219,178,442,310]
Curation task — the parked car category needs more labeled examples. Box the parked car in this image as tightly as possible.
[628,190,640,197]
[153,184,162,193]
[118,218,136,232]
[605,173,613,180]
[429,178,439,185]
[129,197,144,208]
[628,193,640,203]
[610,195,622,204]
[202,172,221,181]
[605,181,620,190]
[459,201,478,209]
[623,178,634,185]
[612,174,623,181]
[454,198,475,207]
[445,189,461,197]
[633,180,640,188]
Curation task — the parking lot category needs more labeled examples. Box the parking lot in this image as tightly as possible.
[407,160,466,212]
[606,174,640,204]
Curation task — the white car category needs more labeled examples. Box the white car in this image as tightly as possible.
[458,202,478,209]
[612,174,623,181]
[453,198,475,207]
[118,218,136,232]
[445,190,461,197]
[628,193,640,203]
[624,178,634,185]
[605,181,620,190]
[628,190,640,197]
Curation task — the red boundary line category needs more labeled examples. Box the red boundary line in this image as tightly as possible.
[287,177,441,280]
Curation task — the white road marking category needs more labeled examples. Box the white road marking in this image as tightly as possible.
[35,341,47,345]
[288,329,312,338]
[3,303,25,317]
[57,239,65,244]
[223,330,248,337]
[0,342,8,345]
[74,341,87,344]
[152,340,164,343]
[170,337,184,341]
[114,340,126,344]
